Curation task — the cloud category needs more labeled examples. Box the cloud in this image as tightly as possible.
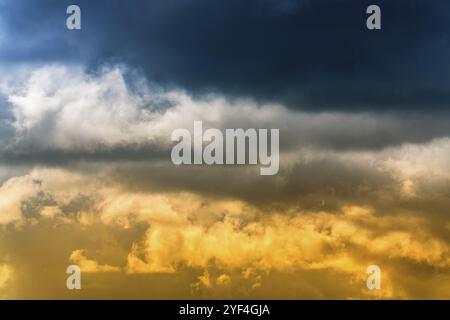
[0,165,448,298]
[4,65,158,151]
[1,1,449,300]
[2,65,450,167]
[2,0,450,111]
[69,250,120,273]
[124,205,449,278]
[216,274,231,286]
[0,173,40,225]
[0,264,13,289]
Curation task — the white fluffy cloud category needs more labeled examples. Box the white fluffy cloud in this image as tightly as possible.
[2,64,450,157]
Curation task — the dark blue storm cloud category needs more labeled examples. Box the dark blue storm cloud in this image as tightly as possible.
[1,0,450,111]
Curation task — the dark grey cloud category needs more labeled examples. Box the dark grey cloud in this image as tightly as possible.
[1,0,450,111]
[1,63,450,166]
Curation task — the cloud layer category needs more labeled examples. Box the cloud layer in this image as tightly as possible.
[2,0,450,110]
[1,0,450,298]
[0,164,449,298]
[0,64,449,297]
[2,65,450,162]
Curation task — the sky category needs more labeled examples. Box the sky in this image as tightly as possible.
[0,0,449,299]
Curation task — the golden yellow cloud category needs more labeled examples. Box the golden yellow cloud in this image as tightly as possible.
[0,264,13,289]
[0,165,448,299]
[69,250,121,273]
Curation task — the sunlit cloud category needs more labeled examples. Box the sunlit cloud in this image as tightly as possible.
[0,65,449,299]
[0,162,448,298]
